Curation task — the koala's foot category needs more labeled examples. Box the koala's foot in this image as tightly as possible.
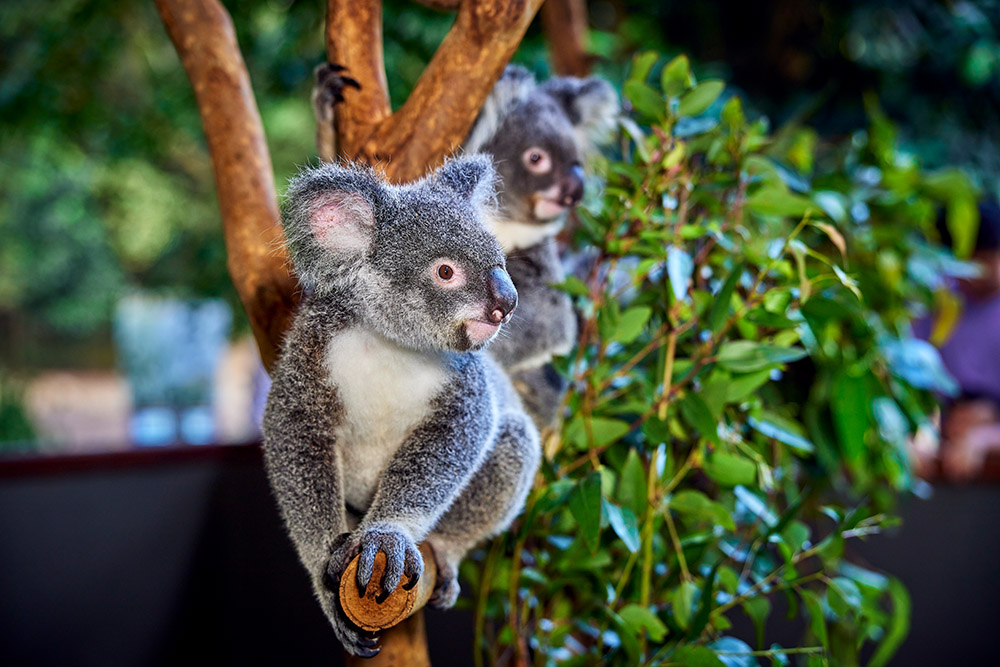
[352,522,424,603]
[426,541,462,610]
[312,62,361,121]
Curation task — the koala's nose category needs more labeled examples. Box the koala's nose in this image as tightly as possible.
[486,268,518,324]
[561,164,585,207]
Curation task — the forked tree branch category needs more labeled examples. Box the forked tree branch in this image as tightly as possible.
[327,0,545,183]
[154,0,298,372]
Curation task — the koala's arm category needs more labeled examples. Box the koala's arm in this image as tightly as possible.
[262,307,347,578]
[490,238,577,369]
[361,357,496,539]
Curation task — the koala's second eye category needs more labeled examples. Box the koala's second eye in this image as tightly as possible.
[522,147,552,174]
[437,265,455,280]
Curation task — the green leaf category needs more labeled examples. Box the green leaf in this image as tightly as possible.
[618,603,668,642]
[746,186,815,218]
[604,500,641,553]
[660,54,692,97]
[629,51,659,83]
[568,472,603,552]
[553,275,589,297]
[716,341,807,372]
[831,372,870,463]
[742,596,771,648]
[613,305,653,344]
[703,451,757,487]
[799,589,828,646]
[678,80,724,116]
[625,80,665,120]
[748,416,815,454]
[669,489,736,531]
[672,580,699,629]
[618,448,648,518]
[680,392,719,443]
[566,416,631,449]
[709,636,758,667]
[707,263,744,334]
[724,369,772,403]
[674,645,726,667]
[868,577,910,667]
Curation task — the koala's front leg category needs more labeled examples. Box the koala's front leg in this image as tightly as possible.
[312,62,360,162]
[262,318,377,657]
[348,360,495,601]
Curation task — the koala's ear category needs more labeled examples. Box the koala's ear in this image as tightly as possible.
[308,192,375,251]
[282,163,385,286]
[434,154,497,205]
[465,65,537,152]
[541,75,621,146]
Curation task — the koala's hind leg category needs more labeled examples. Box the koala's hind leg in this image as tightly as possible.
[425,414,540,609]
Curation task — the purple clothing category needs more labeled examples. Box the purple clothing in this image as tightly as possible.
[916,295,1000,403]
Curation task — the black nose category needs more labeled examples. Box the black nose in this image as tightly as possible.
[486,268,518,324]
[560,164,585,207]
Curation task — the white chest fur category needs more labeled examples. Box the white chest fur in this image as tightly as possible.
[325,328,447,509]
[485,213,563,252]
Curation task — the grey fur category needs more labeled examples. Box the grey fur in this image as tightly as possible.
[463,65,619,428]
[263,156,540,657]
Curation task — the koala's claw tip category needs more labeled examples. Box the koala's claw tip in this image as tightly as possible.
[402,573,419,591]
[375,588,391,604]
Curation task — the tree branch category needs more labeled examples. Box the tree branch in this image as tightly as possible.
[154,0,297,372]
[541,0,592,77]
[328,0,545,183]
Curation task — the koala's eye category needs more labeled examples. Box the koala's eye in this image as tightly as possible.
[522,147,552,175]
[437,264,454,281]
[431,258,466,288]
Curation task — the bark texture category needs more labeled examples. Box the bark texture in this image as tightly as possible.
[326,0,545,183]
[154,0,298,372]
[541,0,592,76]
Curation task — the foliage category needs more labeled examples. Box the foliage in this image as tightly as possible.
[466,53,971,666]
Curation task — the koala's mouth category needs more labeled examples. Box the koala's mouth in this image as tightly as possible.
[464,319,501,346]
[533,198,570,221]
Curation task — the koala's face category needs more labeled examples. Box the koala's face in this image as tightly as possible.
[484,96,586,224]
[282,155,517,354]
[368,192,517,353]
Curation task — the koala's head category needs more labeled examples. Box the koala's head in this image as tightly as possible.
[282,155,517,353]
[465,65,619,230]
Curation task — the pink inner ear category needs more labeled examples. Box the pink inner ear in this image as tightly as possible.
[310,193,372,251]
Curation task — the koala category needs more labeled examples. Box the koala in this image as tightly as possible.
[262,155,541,657]
[462,65,620,428]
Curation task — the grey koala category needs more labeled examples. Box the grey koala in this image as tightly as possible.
[262,155,541,657]
[463,65,620,428]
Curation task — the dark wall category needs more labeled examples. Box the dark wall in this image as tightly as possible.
[1,446,997,666]
[0,448,473,667]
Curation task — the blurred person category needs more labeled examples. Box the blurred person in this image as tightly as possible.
[919,201,1000,480]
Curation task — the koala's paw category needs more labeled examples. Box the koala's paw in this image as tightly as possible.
[356,522,424,603]
[321,535,380,658]
[312,62,361,119]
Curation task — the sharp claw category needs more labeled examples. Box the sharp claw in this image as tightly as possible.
[342,76,361,89]
[328,63,347,72]
[357,645,380,659]
[402,573,419,591]
[375,589,390,604]
[359,636,378,648]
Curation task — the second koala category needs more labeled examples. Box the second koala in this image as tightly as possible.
[263,156,540,657]
[464,65,619,429]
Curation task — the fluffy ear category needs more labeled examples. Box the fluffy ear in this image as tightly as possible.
[540,75,620,147]
[308,192,375,251]
[434,154,497,206]
[464,65,537,152]
[281,163,384,287]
